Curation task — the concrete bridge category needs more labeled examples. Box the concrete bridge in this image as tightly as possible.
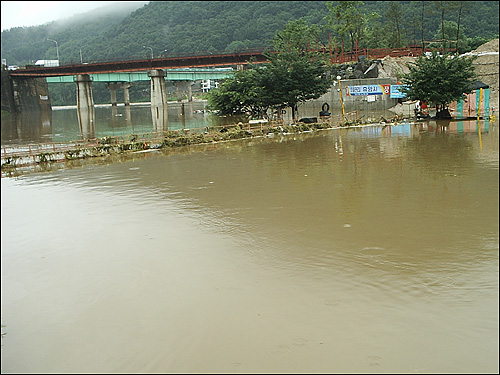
[46,68,234,106]
[6,51,267,137]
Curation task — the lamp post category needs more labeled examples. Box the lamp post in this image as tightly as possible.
[79,44,89,64]
[47,38,59,62]
[143,45,154,59]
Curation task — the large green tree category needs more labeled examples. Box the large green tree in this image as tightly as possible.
[401,51,477,118]
[264,19,332,120]
[207,19,332,120]
[206,67,268,116]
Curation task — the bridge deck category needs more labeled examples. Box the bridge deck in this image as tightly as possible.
[10,51,268,78]
[46,68,234,83]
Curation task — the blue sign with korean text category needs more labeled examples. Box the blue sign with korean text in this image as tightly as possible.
[390,85,408,99]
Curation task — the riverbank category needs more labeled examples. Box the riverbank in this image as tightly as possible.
[1,118,413,177]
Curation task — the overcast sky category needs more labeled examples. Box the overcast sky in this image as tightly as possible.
[1,1,135,31]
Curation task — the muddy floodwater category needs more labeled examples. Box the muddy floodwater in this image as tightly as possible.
[1,106,499,373]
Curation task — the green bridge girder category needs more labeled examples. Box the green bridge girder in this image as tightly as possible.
[46,68,234,83]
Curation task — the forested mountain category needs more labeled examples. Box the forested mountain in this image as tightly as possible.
[2,1,499,66]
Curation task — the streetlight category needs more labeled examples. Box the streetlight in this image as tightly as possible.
[47,38,59,62]
[143,45,153,59]
[78,45,89,64]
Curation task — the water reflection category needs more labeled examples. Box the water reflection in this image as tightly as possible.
[1,110,53,144]
[1,101,402,147]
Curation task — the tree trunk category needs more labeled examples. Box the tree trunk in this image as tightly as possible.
[456,2,463,52]
[421,1,425,52]
[441,5,446,54]
[396,19,401,48]
[436,106,452,119]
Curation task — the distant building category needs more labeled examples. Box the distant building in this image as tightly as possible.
[201,79,219,92]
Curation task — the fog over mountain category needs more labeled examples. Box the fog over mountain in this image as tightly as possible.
[53,2,148,30]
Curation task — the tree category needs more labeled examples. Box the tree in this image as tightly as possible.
[455,1,465,52]
[264,18,332,120]
[326,1,365,54]
[400,51,477,118]
[433,1,463,54]
[207,19,332,121]
[206,67,267,116]
[385,2,404,48]
[421,1,426,51]
[429,20,467,52]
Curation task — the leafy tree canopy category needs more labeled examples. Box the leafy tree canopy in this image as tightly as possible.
[401,51,477,115]
[207,19,332,120]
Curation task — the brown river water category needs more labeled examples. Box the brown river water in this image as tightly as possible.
[1,104,499,373]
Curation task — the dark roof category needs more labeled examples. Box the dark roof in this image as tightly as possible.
[468,80,490,91]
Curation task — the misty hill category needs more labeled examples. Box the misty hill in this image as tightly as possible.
[1,1,499,66]
[1,2,147,65]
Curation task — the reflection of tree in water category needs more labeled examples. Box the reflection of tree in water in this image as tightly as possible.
[403,132,474,177]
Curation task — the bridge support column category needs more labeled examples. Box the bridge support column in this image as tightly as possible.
[188,82,193,102]
[76,74,95,139]
[175,81,183,102]
[123,84,132,106]
[108,84,118,106]
[148,70,168,131]
[175,81,194,102]
[106,82,133,106]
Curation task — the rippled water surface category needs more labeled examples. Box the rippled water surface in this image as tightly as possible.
[1,117,498,373]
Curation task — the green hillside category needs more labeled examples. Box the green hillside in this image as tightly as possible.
[2,1,499,66]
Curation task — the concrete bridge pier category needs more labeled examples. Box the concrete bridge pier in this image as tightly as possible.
[123,84,132,106]
[175,81,193,102]
[107,83,119,106]
[187,82,193,102]
[76,74,95,139]
[106,82,134,106]
[148,69,168,131]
